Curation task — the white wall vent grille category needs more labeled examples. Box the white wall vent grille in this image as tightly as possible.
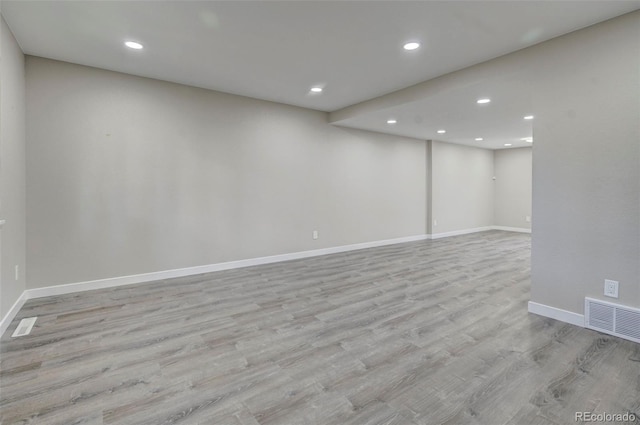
[585,298,640,344]
[11,317,37,338]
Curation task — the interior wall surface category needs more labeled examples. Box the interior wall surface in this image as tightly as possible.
[530,12,640,313]
[25,57,427,288]
[494,147,532,230]
[430,140,494,235]
[0,15,26,318]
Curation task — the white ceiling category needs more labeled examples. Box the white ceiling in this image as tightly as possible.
[2,1,639,149]
[331,73,536,150]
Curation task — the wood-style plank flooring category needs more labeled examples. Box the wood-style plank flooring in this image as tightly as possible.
[1,231,639,425]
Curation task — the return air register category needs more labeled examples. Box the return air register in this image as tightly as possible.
[11,317,37,338]
[585,298,640,344]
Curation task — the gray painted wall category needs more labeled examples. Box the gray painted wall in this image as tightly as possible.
[494,147,532,230]
[26,57,427,289]
[531,12,640,313]
[0,16,26,318]
[430,140,494,234]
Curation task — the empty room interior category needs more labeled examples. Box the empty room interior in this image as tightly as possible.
[1,1,639,424]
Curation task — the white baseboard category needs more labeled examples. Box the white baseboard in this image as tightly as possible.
[0,291,29,337]
[0,228,534,338]
[4,234,427,337]
[430,226,492,240]
[22,234,430,302]
[528,301,585,327]
[491,226,531,233]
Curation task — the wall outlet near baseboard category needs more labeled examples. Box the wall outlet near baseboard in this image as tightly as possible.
[604,279,619,298]
[312,230,318,240]
[433,219,437,227]
[525,215,531,223]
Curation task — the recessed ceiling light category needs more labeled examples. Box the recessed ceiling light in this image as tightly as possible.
[310,86,323,93]
[125,41,143,50]
[524,115,534,120]
[475,137,483,141]
[437,129,446,134]
[504,143,513,147]
[476,98,491,104]
[403,42,421,51]
[387,119,397,124]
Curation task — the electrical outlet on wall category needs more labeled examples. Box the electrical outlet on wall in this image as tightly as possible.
[312,230,318,240]
[525,216,531,223]
[604,279,619,298]
[433,219,438,227]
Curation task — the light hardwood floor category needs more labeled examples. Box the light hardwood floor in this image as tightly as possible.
[1,231,639,425]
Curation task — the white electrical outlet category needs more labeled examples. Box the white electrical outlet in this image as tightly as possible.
[525,216,531,223]
[433,219,438,227]
[312,230,318,240]
[15,265,19,281]
[604,279,619,298]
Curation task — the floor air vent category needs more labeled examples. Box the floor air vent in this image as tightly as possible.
[585,298,640,344]
[11,317,37,338]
